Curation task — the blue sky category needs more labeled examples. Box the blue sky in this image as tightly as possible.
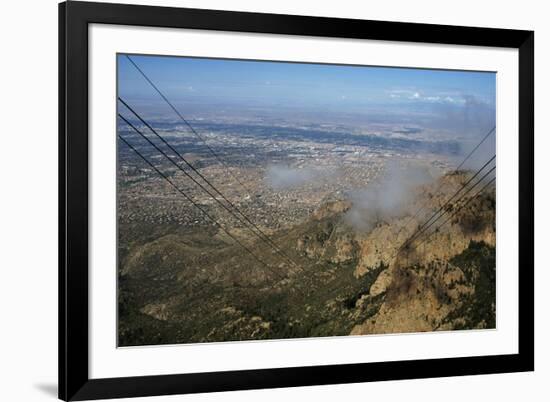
[118,54,495,109]
[117,54,496,142]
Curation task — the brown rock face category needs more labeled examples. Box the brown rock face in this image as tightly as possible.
[350,172,496,336]
[368,269,393,297]
[140,303,170,321]
[295,200,360,264]
[312,200,352,220]
[351,261,470,335]
[119,169,495,346]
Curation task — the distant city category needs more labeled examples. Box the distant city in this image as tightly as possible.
[117,118,454,230]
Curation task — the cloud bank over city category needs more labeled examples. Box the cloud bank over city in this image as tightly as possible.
[345,161,435,232]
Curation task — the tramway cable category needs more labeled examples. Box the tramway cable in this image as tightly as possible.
[117,134,286,280]
[117,109,299,270]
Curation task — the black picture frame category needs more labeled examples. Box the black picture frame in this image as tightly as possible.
[59,1,534,400]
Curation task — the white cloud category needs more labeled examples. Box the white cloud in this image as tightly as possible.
[387,88,471,105]
[265,165,318,189]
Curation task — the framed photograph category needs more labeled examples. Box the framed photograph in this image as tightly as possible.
[59,1,534,400]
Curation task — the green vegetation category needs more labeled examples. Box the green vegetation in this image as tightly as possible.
[118,183,496,346]
[117,214,389,345]
[445,240,496,329]
[342,261,387,309]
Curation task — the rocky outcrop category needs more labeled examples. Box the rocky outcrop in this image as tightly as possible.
[119,171,496,346]
[312,200,352,220]
[350,172,496,336]
[140,302,170,321]
[204,307,272,341]
[296,200,360,264]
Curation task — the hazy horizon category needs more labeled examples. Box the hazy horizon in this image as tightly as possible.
[117,54,496,140]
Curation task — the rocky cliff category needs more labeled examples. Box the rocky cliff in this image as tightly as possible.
[118,171,496,346]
